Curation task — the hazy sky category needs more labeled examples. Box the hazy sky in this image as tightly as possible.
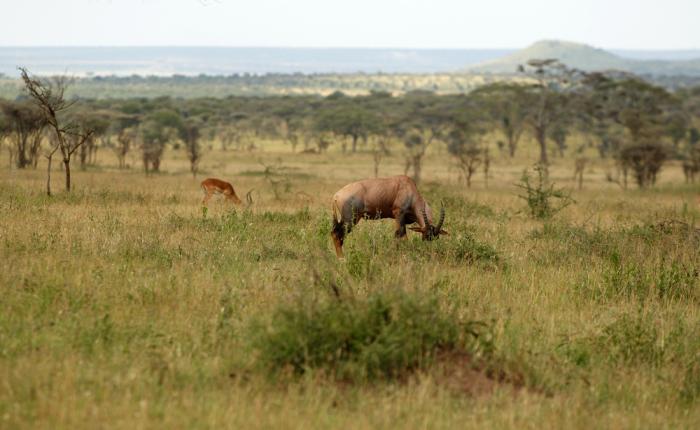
[2,0,698,49]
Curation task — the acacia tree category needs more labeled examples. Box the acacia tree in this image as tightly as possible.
[368,126,392,178]
[396,92,452,184]
[218,112,248,151]
[584,73,678,188]
[471,83,530,157]
[0,111,10,167]
[112,125,137,169]
[519,59,580,169]
[666,110,690,150]
[315,103,380,153]
[577,80,624,159]
[401,130,429,184]
[103,111,140,169]
[548,120,570,158]
[272,102,308,152]
[445,100,488,187]
[1,100,46,169]
[20,68,93,192]
[181,118,203,177]
[75,111,110,169]
[139,109,182,174]
[447,129,483,188]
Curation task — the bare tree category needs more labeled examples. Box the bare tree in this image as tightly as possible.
[20,68,93,192]
[44,132,60,196]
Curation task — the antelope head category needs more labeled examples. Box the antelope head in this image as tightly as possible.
[411,204,448,241]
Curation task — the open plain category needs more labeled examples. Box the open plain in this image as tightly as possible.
[1,142,699,429]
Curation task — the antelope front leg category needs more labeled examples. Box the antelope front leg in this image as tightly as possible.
[394,220,407,238]
[393,209,408,239]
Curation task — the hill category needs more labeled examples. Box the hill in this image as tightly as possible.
[468,40,700,76]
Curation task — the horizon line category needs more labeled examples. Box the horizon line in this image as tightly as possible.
[0,44,699,52]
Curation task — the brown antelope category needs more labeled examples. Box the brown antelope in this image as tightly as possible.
[200,178,242,206]
[330,175,447,258]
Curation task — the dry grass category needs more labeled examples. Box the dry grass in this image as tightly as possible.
[1,142,699,429]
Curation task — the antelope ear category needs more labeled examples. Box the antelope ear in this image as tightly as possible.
[408,226,424,232]
[439,229,449,236]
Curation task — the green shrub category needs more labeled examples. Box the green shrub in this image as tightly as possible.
[250,290,492,381]
[516,164,574,220]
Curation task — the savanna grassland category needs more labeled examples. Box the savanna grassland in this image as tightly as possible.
[1,142,700,429]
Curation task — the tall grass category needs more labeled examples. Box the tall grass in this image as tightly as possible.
[1,151,699,428]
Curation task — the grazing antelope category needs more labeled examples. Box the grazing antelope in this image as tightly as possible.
[330,175,447,258]
[200,178,242,206]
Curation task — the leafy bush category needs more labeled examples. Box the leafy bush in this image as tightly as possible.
[516,164,573,219]
[250,290,492,381]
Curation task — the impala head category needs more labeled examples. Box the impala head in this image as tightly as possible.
[228,193,243,205]
[410,204,448,241]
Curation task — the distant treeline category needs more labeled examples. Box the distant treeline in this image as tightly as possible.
[1,71,698,100]
[2,61,700,189]
[0,73,520,100]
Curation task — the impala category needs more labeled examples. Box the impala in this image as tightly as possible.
[330,175,447,258]
[200,178,242,205]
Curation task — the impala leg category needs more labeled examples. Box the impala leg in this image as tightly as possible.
[202,191,212,206]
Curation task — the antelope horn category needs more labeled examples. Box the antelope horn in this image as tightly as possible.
[436,205,445,232]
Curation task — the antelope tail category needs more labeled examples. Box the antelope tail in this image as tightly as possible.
[332,198,342,224]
